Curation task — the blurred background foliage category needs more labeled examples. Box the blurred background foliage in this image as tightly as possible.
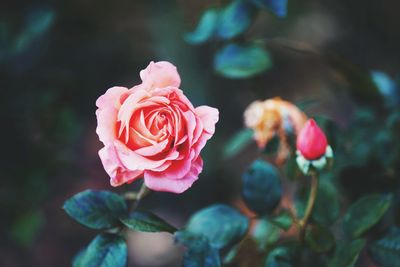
[1,0,400,266]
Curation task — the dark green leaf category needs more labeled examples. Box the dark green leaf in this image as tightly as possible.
[223,128,254,158]
[305,224,335,253]
[214,43,273,79]
[217,0,256,39]
[63,190,127,230]
[369,227,400,267]
[250,0,288,18]
[184,9,219,44]
[265,245,295,267]
[270,210,293,231]
[73,234,127,267]
[242,160,282,215]
[252,218,280,250]
[14,8,55,54]
[312,180,340,225]
[175,231,221,267]
[184,204,249,249]
[120,210,177,233]
[327,239,366,267]
[343,194,392,239]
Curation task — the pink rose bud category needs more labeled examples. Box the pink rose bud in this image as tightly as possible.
[296,119,328,160]
[95,61,219,193]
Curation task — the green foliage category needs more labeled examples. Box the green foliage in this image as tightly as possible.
[10,210,43,246]
[175,231,221,267]
[63,190,127,230]
[368,227,400,267]
[183,204,249,249]
[120,210,177,233]
[223,128,254,158]
[242,160,282,215]
[252,218,280,250]
[214,43,272,79]
[250,0,288,17]
[269,210,293,231]
[264,245,295,267]
[312,179,340,225]
[73,234,127,267]
[184,9,219,44]
[305,224,335,253]
[343,193,393,239]
[327,239,366,267]
[217,0,256,39]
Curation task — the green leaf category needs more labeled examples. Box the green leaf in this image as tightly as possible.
[327,239,366,267]
[269,210,293,231]
[223,128,254,158]
[14,8,55,54]
[250,0,288,18]
[184,204,249,249]
[312,180,340,225]
[343,194,393,239]
[214,43,273,79]
[242,160,282,215]
[252,218,280,250]
[63,190,127,230]
[120,210,177,233]
[175,231,221,267]
[265,245,295,267]
[73,234,127,267]
[184,9,219,44]
[217,0,256,39]
[369,227,400,267]
[305,224,335,253]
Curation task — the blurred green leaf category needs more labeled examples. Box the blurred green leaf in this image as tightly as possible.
[343,194,392,239]
[369,227,400,267]
[120,210,176,233]
[184,9,219,44]
[217,0,256,39]
[250,0,288,18]
[14,8,55,54]
[242,160,282,215]
[252,218,280,250]
[270,209,293,231]
[327,239,366,267]
[305,224,335,253]
[265,245,295,267]
[63,190,127,230]
[312,180,340,226]
[184,204,249,249]
[175,231,221,267]
[10,210,43,246]
[214,43,272,79]
[223,128,254,158]
[73,234,127,267]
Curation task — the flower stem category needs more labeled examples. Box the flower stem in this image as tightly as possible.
[124,182,151,212]
[298,171,319,242]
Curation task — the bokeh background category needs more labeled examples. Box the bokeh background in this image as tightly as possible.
[1,0,400,266]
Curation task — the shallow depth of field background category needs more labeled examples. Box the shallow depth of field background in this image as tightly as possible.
[1,0,400,266]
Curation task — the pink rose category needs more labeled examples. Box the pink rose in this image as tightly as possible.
[95,61,219,193]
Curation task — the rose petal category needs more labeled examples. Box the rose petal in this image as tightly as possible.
[195,106,219,135]
[140,61,181,90]
[144,156,203,193]
[114,140,179,171]
[96,86,129,144]
[98,146,143,186]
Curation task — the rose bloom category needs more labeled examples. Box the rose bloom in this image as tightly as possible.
[95,61,219,193]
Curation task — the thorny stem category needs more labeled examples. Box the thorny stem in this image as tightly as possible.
[298,171,319,242]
